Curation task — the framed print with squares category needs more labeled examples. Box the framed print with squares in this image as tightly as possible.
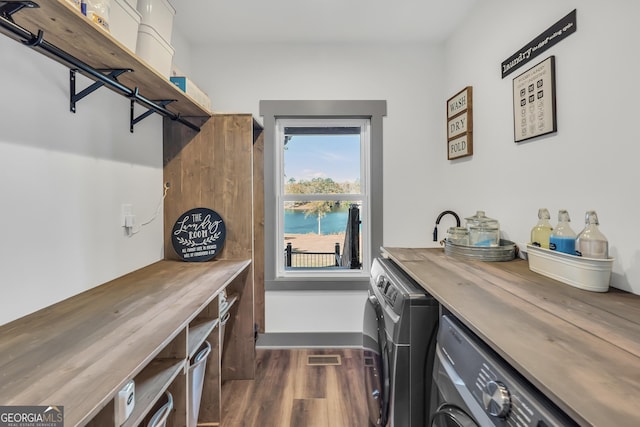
[513,56,557,142]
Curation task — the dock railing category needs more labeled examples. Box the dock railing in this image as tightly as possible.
[285,242,340,268]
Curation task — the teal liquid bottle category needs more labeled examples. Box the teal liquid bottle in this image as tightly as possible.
[549,209,576,255]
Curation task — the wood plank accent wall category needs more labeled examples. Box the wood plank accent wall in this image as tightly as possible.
[163,114,263,380]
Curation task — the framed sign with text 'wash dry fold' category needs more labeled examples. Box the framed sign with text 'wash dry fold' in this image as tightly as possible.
[447,86,473,160]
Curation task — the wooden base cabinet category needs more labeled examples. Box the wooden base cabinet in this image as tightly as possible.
[0,259,250,427]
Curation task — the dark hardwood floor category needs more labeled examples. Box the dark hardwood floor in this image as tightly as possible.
[221,349,368,427]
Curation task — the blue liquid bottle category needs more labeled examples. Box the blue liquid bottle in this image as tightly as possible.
[549,209,577,255]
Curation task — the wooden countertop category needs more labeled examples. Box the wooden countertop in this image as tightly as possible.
[382,247,640,427]
[0,259,250,426]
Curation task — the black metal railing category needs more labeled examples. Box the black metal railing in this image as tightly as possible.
[285,242,340,268]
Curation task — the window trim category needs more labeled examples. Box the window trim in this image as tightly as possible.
[259,100,387,291]
[275,117,371,278]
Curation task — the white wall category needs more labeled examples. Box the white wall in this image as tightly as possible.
[440,0,640,294]
[266,291,367,333]
[0,35,164,326]
[189,42,446,332]
[171,29,192,76]
[5,0,636,331]
[189,0,640,335]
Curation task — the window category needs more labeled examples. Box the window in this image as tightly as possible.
[260,100,386,290]
[276,118,370,277]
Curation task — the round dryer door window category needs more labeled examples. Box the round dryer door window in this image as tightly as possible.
[431,404,478,427]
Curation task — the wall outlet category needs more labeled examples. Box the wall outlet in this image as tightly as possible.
[121,204,134,228]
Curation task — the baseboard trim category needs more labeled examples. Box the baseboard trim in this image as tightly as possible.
[256,332,362,349]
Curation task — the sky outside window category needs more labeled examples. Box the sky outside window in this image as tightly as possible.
[284,134,361,183]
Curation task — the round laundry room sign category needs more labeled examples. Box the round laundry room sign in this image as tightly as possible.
[171,208,226,262]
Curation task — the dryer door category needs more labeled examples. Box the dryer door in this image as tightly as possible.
[431,404,478,427]
[363,291,390,427]
[430,344,484,427]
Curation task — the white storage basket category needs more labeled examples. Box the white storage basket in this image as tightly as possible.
[188,341,211,427]
[526,244,613,292]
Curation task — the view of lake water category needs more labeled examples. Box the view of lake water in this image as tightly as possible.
[284,209,348,235]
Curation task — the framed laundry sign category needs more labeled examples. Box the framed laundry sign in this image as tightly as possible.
[171,207,226,261]
[513,56,557,142]
[447,86,473,159]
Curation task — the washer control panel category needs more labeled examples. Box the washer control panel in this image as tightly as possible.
[370,259,412,315]
[437,315,577,427]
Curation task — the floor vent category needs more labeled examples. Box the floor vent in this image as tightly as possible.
[307,355,342,366]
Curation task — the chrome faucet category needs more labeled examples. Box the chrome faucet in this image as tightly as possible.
[433,210,461,241]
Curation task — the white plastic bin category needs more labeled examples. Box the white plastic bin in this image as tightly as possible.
[136,23,174,77]
[136,0,175,42]
[110,0,141,52]
[147,391,173,427]
[188,341,211,427]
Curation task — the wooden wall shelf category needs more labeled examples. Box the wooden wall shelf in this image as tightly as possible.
[6,0,211,122]
[0,259,250,427]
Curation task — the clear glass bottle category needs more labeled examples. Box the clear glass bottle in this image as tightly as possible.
[530,208,553,249]
[575,210,609,259]
[549,209,576,255]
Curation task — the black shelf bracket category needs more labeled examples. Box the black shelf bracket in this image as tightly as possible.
[0,4,202,133]
[0,1,38,23]
[130,95,175,133]
[70,68,132,113]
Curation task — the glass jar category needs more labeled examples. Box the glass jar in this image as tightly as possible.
[446,227,469,246]
[465,211,500,247]
[469,223,500,247]
[465,210,493,228]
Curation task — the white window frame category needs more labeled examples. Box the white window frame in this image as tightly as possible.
[275,117,371,279]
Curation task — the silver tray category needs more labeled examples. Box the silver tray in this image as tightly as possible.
[444,239,517,262]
